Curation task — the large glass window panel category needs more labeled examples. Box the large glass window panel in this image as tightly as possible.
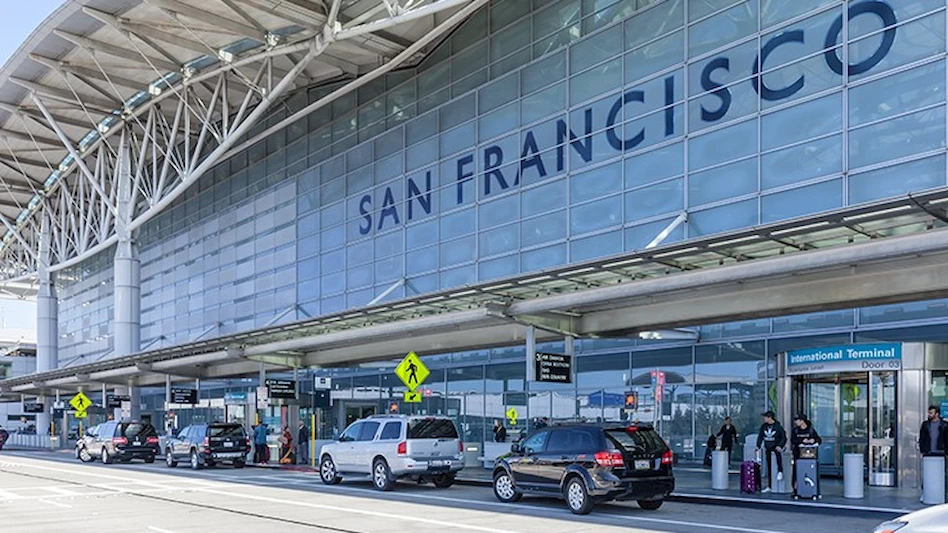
[441,235,477,266]
[690,198,758,236]
[570,57,622,105]
[570,161,622,204]
[406,245,439,274]
[760,8,839,68]
[689,118,757,171]
[452,41,488,82]
[571,194,622,235]
[687,39,758,98]
[571,229,623,262]
[406,110,439,146]
[760,178,843,223]
[479,253,519,281]
[375,256,404,283]
[521,242,568,271]
[577,352,630,389]
[440,207,476,240]
[347,263,373,289]
[479,103,520,142]
[522,82,566,125]
[624,0,684,51]
[761,0,836,28]
[625,142,684,189]
[859,299,948,326]
[441,95,475,131]
[849,106,946,169]
[535,0,581,40]
[321,271,345,296]
[479,73,519,114]
[849,60,946,128]
[690,0,742,22]
[761,134,842,190]
[848,11,946,81]
[625,30,684,85]
[688,0,758,58]
[760,50,844,110]
[440,122,476,157]
[522,50,567,96]
[480,223,520,257]
[848,155,947,205]
[522,210,568,247]
[625,177,683,222]
[522,178,567,217]
[695,342,765,384]
[688,78,758,133]
[632,346,693,383]
[625,216,685,250]
[773,310,855,333]
[441,264,476,289]
[479,193,520,228]
[570,24,623,75]
[491,19,532,62]
[688,158,757,207]
[347,240,373,266]
[761,92,841,151]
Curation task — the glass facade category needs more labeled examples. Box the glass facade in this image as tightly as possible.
[48,0,948,458]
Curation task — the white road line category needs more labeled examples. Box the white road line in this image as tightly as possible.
[37,498,72,509]
[44,486,83,496]
[0,489,23,499]
[147,527,176,533]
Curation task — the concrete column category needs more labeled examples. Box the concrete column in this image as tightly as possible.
[36,213,57,435]
[114,129,140,420]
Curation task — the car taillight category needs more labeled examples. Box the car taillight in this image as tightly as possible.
[112,437,127,445]
[594,451,625,468]
[203,437,209,448]
[146,437,159,444]
[661,450,674,465]
[397,441,407,456]
[458,441,464,453]
[245,437,251,448]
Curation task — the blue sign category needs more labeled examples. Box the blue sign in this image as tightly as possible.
[224,391,248,405]
[786,343,901,375]
[941,400,948,419]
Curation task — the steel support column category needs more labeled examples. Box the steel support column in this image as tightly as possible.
[35,212,57,434]
[114,129,141,420]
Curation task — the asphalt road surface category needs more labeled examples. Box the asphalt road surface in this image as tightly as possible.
[0,452,894,533]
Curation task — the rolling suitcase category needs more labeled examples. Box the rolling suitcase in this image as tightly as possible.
[740,460,761,493]
[794,445,820,500]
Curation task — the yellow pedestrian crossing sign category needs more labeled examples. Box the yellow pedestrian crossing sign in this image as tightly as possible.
[506,407,519,426]
[69,392,91,413]
[395,351,429,391]
[403,391,422,403]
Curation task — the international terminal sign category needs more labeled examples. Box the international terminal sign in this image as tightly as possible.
[786,343,901,376]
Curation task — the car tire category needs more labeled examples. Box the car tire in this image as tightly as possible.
[101,448,112,465]
[190,449,202,470]
[320,456,341,485]
[492,471,522,503]
[432,473,455,488]
[233,460,245,469]
[564,476,594,515]
[637,499,663,511]
[166,449,178,468]
[372,459,394,491]
[77,446,93,463]
[144,455,156,464]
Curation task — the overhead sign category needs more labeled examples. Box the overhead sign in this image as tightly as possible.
[534,352,572,383]
[224,392,248,405]
[506,407,519,426]
[266,379,297,399]
[69,392,92,413]
[403,391,422,403]
[106,394,131,409]
[787,343,902,376]
[314,377,332,389]
[395,352,429,391]
[23,402,44,414]
[170,388,198,405]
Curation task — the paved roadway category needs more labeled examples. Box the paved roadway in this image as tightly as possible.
[0,452,894,533]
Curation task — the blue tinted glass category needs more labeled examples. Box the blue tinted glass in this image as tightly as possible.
[522,179,567,217]
[479,254,519,281]
[625,142,684,189]
[626,178,684,222]
[570,161,622,204]
[849,155,947,204]
[690,199,758,236]
[441,236,477,266]
[571,230,622,262]
[480,224,520,256]
[761,93,842,151]
[522,210,568,246]
[688,158,758,207]
[689,119,757,171]
[761,135,842,190]
[761,179,843,223]
[570,195,622,235]
[849,106,946,169]
[521,243,568,271]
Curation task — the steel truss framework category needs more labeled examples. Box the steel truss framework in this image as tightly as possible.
[0,0,486,284]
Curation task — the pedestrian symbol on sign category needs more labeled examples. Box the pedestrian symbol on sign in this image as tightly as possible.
[395,352,429,392]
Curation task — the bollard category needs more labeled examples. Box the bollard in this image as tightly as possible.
[711,451,729,490]
[922,456,946,505]
[844,453,864,499]
[770,450,790,493]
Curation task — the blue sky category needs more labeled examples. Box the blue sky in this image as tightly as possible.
[0,1,62,332]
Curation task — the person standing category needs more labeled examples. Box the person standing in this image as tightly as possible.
[253,423,268,464]
[716,416,739,462]
[755,410,787,493]
[0,424,8,452]
[297,419,310,465]
[790,414,821,490]
[919,405,948,457]
[280,425,294,464]
[493,420,507,443]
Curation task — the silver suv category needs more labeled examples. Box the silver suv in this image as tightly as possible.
[318,415,464,491]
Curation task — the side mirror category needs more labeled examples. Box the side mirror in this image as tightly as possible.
[510,442,522,454]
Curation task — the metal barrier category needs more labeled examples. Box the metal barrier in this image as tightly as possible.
[3,433,61,450]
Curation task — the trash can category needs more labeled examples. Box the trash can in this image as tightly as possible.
[844,453,864,499]
[712,450,729,490]
[922,456,946,505]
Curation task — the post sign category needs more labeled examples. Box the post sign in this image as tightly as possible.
[265,379,297,399]
[23,402,44,413]
[170,388,198,405]
[403,391,422,403]
[314,377,332,389]
[786,344,902,376]
[534,352,572,383]
[313,389,331,409]
[224,392,248,405]
[506,407,519,426]
[69,392,92,413]
[106,394,131,408]
[395,352,429,391]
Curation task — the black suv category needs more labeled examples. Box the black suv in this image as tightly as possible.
[76,421,160,464]
[164,423,251,470]
[492,423,674,514]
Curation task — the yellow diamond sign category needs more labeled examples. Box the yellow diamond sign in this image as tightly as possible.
[395,351,429,391]
[506,407,519,426]
[69,392,92,413]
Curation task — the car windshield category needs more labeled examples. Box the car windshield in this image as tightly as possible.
[408,418,458,439]
[605,428,668,454]
[121,423,156,439]
[209,424,245,438]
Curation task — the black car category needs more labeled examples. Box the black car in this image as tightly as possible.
[164,423,251,470]
[76,421,160,464]
[492,423,675,514]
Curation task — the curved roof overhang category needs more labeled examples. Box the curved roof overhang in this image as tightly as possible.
[0,0,487,290]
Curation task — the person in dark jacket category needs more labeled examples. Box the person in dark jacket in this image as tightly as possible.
[919,405,948,456]
[790,414,822,490]
[253,423,268,464]
[716,416,739,461]
[0,424,8,452]
[704,434,716,467]
[297,420,310,465]
[493,420,507,443]
[755,410,787,492]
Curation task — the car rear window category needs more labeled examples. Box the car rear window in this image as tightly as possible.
[605,428,668,454]
[408,418,459,439]
[209,424,245,438]
[121,423,156,439]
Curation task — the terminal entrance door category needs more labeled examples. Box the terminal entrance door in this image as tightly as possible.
[794,371,897,486]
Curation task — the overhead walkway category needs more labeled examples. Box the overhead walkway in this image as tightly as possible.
[4,188,948,398]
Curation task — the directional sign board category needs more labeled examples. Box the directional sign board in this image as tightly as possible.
[534,352,572,383]
[506,407,519,426]
[23,402,44,413]
[106,394,131,409]
[69,392,92,413]
[170,388,198,405]
[266,379,297,399]
[403,391,422,403]
[395,351,429,391]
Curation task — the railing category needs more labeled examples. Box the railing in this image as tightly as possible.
[3,433,65,450]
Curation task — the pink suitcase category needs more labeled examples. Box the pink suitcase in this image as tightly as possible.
[740,460,760,493]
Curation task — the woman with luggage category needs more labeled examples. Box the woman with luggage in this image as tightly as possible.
[790,414,822,496]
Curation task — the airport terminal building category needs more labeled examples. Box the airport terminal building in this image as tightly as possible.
[3,0,948,489]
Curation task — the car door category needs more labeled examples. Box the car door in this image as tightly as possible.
[174,426,192,458]
[335,422,362,472]
[92,423,114,457]
[540,428,599,487]
[81,425,99,455]
[354,421,381,473]
[510,430,549,489]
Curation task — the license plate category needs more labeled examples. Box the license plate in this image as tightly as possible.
[133,441,141,446]
[635,460,650,470]
[430,460,443,467]
[224,442,234,448]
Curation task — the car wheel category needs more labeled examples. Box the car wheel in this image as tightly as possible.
[372,459,394,491]
[432,473,455,489]
[190,449,202,470]
[320,456,341,485]
[233,460,245,469]
[165,449,178,468]
[144,455,156,464]
[564,477,594,515]
[637,499,663,511]
[101,448,112,465]
[492,471,522,503]
[77,446,93,463]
